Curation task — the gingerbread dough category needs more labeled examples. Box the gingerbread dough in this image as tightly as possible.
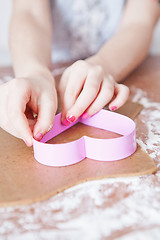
[0,102,157,207]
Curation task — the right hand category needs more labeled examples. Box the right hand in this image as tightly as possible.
[0,73,57,146]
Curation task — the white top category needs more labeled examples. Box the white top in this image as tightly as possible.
[51,0,126,63]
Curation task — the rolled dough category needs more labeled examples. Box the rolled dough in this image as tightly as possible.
[0,102,157,207]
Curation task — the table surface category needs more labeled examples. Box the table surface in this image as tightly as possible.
[0,56,160,240]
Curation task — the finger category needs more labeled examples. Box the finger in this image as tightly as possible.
[66,67,102,121]
[61,73,86,120]
[28,118,37,132]
[7,97,33,146]
[84,77,115,117]
[25,105,37,131]
[11,114,33,146]
[109,84,130,110]
[33,90,57,141]
[58,66,71,95]
[4,81,32,146]
[1,108,32,146]
[59,63,87,120]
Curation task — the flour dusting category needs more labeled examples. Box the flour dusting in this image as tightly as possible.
[132,87,160,160]
[1,175,160,240]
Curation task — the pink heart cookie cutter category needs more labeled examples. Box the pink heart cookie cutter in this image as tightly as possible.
[33,109,137,167]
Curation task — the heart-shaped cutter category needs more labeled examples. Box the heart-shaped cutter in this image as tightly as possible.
[33,109,137,167]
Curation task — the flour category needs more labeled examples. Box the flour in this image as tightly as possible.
[132,87,160,160]
[0,78,160,240]
[1,175,160,240]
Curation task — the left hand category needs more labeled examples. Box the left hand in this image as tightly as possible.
[58,60,129,125]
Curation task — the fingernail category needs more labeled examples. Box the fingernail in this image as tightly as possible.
[111,106,117,111]
[34,132,44,141]
[62,118,70,126]
[81,112,89,119]
[67,115,76,123]
[24,140,32,147]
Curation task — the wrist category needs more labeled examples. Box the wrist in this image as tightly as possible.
[15,65,55,84]
[86,54,102,66]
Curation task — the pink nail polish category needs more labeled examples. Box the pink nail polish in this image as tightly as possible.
[35,132,43,141]
[67,115,76,123]
[62,118,70,126]
[111,106,117,111]
[81,112,89,119]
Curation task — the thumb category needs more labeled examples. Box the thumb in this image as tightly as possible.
[3,109,33,147]
[14,113,33,146]
[33,93,57,141]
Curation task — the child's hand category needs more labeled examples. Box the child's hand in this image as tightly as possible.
[58,60,129,125]
[0,74,57,146]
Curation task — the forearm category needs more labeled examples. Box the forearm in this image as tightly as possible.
[9,5,52,78]
[87,0,160,82]
[89,23,154,82]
